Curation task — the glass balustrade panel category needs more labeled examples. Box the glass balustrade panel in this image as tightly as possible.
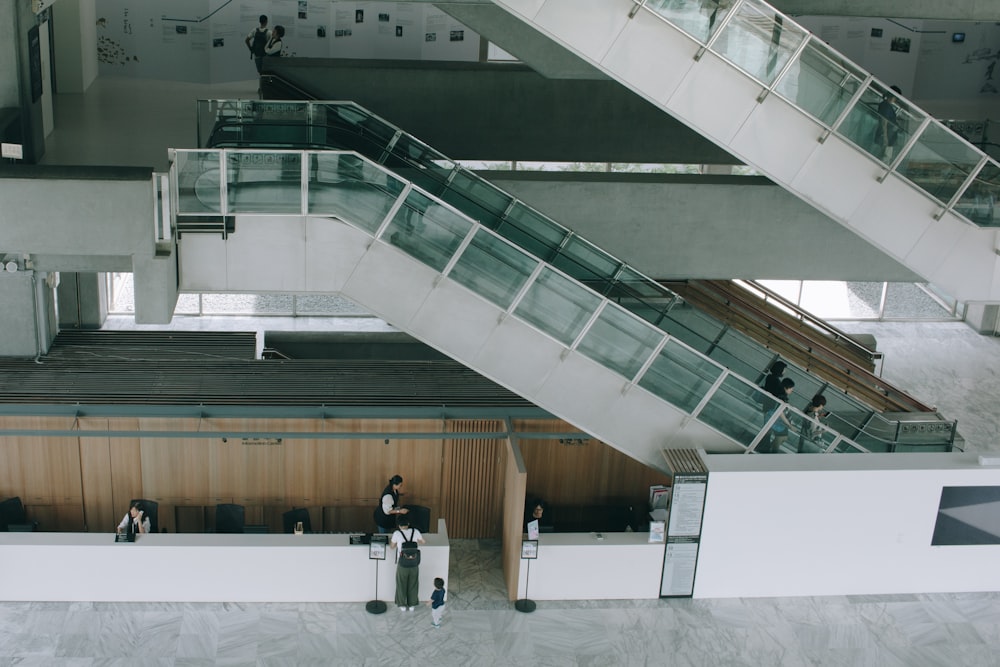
[307,153,402,234]
[644,0,733,45]
[513,267,602,346]
[576,304,664,380]
[954,159,1000,227]
[897,122,985,205]
[698,375,774,448]
[637,338,723,413]
[437,168,512,230]
[449,229,539,310]
[226,151,302,214]
[175,151,221,214]
[660,304,726,355]
[840,82,925,164]
[773,39,866,127]
[709,328,776,385]
[606,268,679,326]
[712,0,808,85]
[551,235,620,294]
[795,420,839,454]
[383,189,474,272]
[330,104,398,147]
[498,202,571,261]
[390,134,457,197]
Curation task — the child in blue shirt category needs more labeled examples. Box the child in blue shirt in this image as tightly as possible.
[428,577,446,628]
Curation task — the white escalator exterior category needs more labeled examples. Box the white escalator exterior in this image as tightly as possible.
[486,0,1000,302]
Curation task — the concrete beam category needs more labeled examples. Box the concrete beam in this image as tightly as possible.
[486,172,922,282]
[265,59,736,164]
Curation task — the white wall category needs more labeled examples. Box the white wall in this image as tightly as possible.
[695,452,1000,598]
[94,0,480,84]
[797,16,1000,118]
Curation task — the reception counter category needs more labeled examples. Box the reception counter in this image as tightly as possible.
[515,532,665,600]
[0,519,449,602]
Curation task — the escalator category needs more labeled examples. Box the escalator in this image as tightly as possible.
[194,97,956,454]
[462,0,1000,303]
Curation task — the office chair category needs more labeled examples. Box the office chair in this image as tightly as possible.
[215,503,245,534]
[282,507,312,534]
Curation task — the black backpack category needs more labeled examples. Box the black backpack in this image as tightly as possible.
[399,529,420,568]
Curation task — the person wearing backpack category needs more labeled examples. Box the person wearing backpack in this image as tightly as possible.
[390,515,425,611]
[244,14,270,74]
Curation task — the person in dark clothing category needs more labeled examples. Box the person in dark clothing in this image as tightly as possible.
[245,14,269,74]
[374,474,409,534]
[874,85,903,161]
[761,361,787,399]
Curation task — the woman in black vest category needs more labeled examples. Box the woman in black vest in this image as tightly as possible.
[374,474,408,534]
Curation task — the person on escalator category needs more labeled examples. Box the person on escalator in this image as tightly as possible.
[798,393,830,452]
[874,85,904,162]
[264,25,285,60]
[765,377,795,453]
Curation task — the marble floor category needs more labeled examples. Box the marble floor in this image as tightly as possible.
[2,537,1000,666]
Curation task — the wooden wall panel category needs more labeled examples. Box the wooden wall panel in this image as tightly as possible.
[78,417,114,533]
[441,419,503,539]
[514,419,671,516]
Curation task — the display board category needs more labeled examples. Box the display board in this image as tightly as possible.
[660,472,708,597]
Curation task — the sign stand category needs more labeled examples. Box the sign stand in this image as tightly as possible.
[365,535,388,614]
[515,539,538,613]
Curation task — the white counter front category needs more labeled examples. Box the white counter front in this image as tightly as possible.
[515,532,665,600]
[0,519,449,603]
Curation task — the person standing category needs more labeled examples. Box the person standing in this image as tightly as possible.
[874,85,903,162]
[116,501,150,536]
[264,25,285,61]
[428,577,446,628]
[374,474,409,534]
[390,515,425,611]
[245,14,270,74]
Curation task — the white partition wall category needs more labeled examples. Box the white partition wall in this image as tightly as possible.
[695,453,1000,598]
[0,519,451,603]
[490,0,1000,302]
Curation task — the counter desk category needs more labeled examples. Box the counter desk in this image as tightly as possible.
[0,519,449,603]
[516,531,665,600]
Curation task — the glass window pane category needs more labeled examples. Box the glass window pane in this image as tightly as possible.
[497,202,570,261]
[383,190,474,272]
[713,1,808,85]
[698,375,773,448]
[954,159,1000,227]
[898,122,984,205]
[307,153,402,233]
[514,268,601,346]
[644,0,732,45]
[577,304,664,380]
[638,339,723,413]
[774,40,865,126]
[449,230,539,310]
[176,151,221,214]
[226,151,302,214]
[708,329,774,381]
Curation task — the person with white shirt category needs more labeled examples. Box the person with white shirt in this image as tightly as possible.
[390,515,425,611]
[116,501,150,536]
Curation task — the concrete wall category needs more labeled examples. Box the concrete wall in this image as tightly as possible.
[489,172,922,282]
[53,0,98,94]
[265,59,736,165]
